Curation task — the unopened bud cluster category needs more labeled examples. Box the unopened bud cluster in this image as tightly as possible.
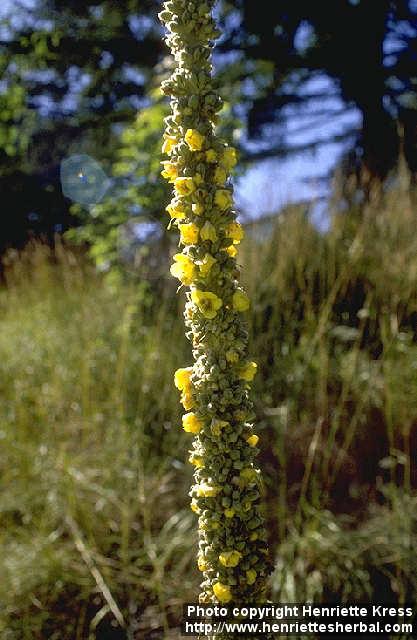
[159,0,271,607]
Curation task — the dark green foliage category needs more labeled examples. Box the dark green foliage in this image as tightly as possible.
[66,101,174,280]
[0,0,163,254]
[218,0,417,181]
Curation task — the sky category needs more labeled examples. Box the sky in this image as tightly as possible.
[235,76,361,228]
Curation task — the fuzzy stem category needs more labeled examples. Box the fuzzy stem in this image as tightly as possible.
[159,0,272,610]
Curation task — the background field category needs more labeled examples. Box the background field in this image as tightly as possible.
[1,183,416,638]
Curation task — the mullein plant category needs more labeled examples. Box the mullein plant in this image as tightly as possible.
[159,0,272,606]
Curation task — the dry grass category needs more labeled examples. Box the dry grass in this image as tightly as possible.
[0,184,417,636]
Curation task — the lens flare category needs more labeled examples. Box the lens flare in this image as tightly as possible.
[60,154,111,206]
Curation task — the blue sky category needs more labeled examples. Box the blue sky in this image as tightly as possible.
[235,76,361,226]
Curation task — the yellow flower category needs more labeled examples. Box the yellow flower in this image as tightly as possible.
[221,146,238,170]
[219,550,242,567]
[170,254,196,284]
[205,149,217,163]
[160,161,178,182]
[166,201,186,220]
[192,202,204,215]
[188,453,205,468]
[200,221,217,242]
[246,434,259,447]
[191,289,223,319]
[185,128,205,151]
[232,289,250,312]
[174,366,193,391]
[239,361,258,381]
[214,189,233,210]
[225,245,237,258]
[180,391,194,410]
[198,555,209,571]
[175,176,195,196]
[214,166,227,185]
[246,569,257,585]
[197,253,217,277]
[190,498,200,514]
[224,222,244,244]
[178,223,199,245]
[224,508,235,518]
[182,412,203,434]
[196,482,220,497]
[193,172,203,185]
[213,582,232,604]
[162,135,177,155]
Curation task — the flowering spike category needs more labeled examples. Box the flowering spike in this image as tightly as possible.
[159,0,271,607]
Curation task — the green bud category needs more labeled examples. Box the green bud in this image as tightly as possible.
[158,10,172,22]
[160,0,270,605]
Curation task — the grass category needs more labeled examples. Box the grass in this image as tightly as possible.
[0,245,195,639]
[0,183,417,638]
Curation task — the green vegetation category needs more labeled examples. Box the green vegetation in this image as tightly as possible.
[159,0,271,606]
[2,0,417,253]
[0,183,416,637]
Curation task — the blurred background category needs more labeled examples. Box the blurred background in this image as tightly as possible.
[1,1,417,638]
